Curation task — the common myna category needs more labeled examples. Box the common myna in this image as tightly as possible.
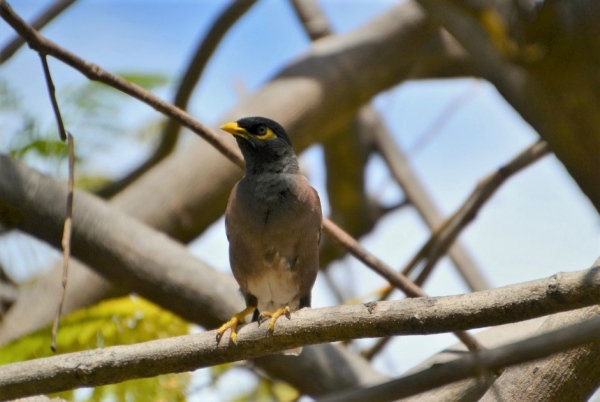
[217,116,322,354]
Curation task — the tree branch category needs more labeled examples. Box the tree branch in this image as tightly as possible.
[1,265,599,400]
[0,156,388,397]
[0,0,244,168]
[0,0,77,64]
[95,0,258,198]
[479,305,600,401]
[363,106,489,292]
[0,0,460,340]
[415,0,600,212]
[318,312,600,402]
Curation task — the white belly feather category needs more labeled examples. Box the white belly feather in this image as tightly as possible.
[247,254,300,313]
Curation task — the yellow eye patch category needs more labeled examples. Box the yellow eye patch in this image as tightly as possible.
[254,127,277,141]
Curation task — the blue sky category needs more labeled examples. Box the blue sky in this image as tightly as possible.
[1,0,599,399]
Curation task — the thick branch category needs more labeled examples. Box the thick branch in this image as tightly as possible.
[415,0,600,212]
[318,313,600,402]
[0,0,447,332]
[0,1,445,392]
[0,156,388,397]
[479,306,600,401]
[1,266,599,400]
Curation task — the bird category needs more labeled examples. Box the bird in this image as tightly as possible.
[216,116,322,354]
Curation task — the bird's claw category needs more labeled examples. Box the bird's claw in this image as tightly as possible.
[259,306,292,332]
[216,307,255,345]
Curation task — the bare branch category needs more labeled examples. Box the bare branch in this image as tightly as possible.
[0,0,244,168]
[38,50,75,351]
[290,0,332,40]
[96,0,258,198]
[1,265,599,400]
[479,305,600,401]
[364,106,489,292]
[38,54,67,141]
[1,1,445,392]
[51,132,74,352]
[318,313,600,402]
[0,0,462,345]
[0,0,77,63]
[0,155,388,397]
[411,140,549,285]
[322,218,481,352]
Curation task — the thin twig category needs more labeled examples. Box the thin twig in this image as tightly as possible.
[95,0,258,198]
[368,106,489,291]
[0,0,77,64]
[408,79,481,155]
[323,218,482,351]
[51,132,74,352]
[0,0,482,350]
[362,139,550,360]
[39,49,75,352]
[39,53,66,141]
[413,140,550,285]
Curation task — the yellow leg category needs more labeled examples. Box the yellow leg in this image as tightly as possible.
[216,306,256,345]
[259,306,291,332]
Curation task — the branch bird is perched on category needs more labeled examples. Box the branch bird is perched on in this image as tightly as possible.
[217,116,322,354]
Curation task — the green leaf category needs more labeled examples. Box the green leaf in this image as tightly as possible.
[0,296,191,401]
[10,139,68,159]
[117,72,169,90]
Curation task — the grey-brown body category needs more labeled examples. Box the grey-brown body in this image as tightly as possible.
[217,116,322,351]
[226,171,321,314]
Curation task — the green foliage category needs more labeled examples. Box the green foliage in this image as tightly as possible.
[1,71,170,180]
[231,377,299,402]
[0,296,190,401]
[117,72,169,90]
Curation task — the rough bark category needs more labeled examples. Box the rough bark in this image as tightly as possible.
[480,285,600,400]
[318,314,600,402]
[2,272,600,400]
[0,157,388,397]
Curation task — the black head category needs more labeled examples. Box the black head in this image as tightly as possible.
[220,116,298,174]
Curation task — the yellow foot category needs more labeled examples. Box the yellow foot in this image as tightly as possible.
[259,306,292,332]
[216,306,256,345]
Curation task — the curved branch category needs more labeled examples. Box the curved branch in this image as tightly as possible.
[1,266,599,400]
[96,0,258,198]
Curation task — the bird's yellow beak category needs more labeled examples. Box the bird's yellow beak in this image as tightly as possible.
[220,121,249,139]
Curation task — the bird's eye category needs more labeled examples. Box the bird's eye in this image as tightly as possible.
[256,125,267,135]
